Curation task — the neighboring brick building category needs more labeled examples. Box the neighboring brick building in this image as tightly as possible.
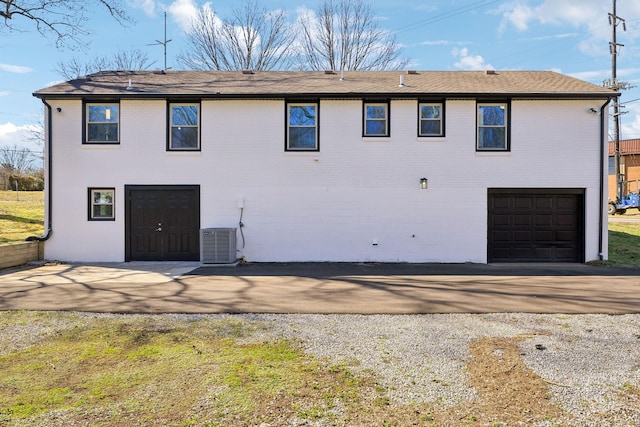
[608,138,640,199]
[33,70,614,263]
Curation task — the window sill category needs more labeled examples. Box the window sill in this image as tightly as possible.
[475,151,511,157]
[362,137,391,142]
[417,137,446,142]
[82,143,120,147]
[166,151,202,156]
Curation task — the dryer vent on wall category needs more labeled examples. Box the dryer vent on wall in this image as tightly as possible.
[200,228,237,264]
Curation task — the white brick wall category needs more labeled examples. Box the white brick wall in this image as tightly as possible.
[43,97,608,263]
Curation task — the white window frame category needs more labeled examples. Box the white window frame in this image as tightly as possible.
[85,103,119,144]
[477,102,509,151]
[418,102,444,137]
[169,102,200,151]
[286,102,319,151]
[89,188,115,221]
[363,102,389,137]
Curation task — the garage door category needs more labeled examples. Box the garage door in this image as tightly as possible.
[488,189,584,263]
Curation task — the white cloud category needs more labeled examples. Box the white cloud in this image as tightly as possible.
[130,0,157,16]
[421,40,450,46]
[0,91,10,97]
[0,122,40,149]
[421,40,472,47]
[0,64,32,74]
[621,103,640,139]
[497,0,640,56]
[167,0,203,32]
[566,69,609,82]
[452,48,494,71]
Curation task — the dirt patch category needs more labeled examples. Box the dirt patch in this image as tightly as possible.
[459,336,563,425]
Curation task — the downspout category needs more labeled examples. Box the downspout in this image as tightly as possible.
[598,98,612,260]
[26,98,53,242]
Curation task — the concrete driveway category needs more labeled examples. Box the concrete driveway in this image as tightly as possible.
[1,261,639,314]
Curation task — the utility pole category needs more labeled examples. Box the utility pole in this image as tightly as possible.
[604,0,630,203]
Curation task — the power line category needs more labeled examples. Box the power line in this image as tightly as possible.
[392,0,501,35]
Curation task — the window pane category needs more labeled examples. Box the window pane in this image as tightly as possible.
[289,106,316,126]
[366,105,386,119]
[88,123,118,142]
[478,128,506,149]
[93,191,113,204]
[608,157,616,175]
[289,127,316,149]
[172,105,198,126]
[171,127,199,148]
[93,205,113,218]
[421,121,441,135]
[366,119,387,135]
[88,105,118,123]
[420,105,440,119]
[479,105,505,126]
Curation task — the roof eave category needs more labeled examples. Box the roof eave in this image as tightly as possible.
[33,91,617,100]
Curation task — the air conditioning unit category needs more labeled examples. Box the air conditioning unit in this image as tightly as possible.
[200,228,237,264]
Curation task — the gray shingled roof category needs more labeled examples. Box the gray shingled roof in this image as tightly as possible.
[33,70,616,99]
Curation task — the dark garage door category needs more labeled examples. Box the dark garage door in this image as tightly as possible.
[488,189,584,263]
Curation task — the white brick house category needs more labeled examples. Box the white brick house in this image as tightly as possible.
[33,70,614,263]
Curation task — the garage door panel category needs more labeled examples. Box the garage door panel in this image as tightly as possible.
[535,197,554,209]
[492,214,511,226]
[492,196,512,209]
[556,230,576,242]
[535,214,553,226]
[514,214,532,226]
[488,190,584,263]
[557,214,576,226]
[492,231,511,241]
[514,197,533,209]
[557,196,578,210]
[513,231,531,241]
[534,231,553,241]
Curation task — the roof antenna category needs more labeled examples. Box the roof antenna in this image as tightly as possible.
[149,11,172,71]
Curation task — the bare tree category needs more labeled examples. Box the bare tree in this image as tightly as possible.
[56,49,157,80]
[0,144,36,173]
[0,0,130,47]
[178,1,295,71]
[297,0,408,71]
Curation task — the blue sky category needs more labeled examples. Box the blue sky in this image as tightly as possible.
[2,0,640,152]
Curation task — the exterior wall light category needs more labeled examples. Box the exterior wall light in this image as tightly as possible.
[420,178,428,189]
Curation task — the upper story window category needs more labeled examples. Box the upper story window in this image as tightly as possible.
[88,188,115,221]
[169,103,200,150]
[86,103,119,143]
[287,103,319,151]
[477,102,509,151]
[418,102,444,137]
[363,102,389,137]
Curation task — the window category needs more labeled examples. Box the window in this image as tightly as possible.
[86,103,119,143]
[169,103,200,150]
[89,188,115,220]
[608,156,615,175]
[418,102,444,137]
[477,102,509,151]
[363,102,389,136]
[287,103,318,151]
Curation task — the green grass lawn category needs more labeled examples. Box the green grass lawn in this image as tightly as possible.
[607,221,640,268]
[0,190,44,244]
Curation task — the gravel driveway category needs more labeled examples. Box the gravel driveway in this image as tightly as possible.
[247,312,640,426]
